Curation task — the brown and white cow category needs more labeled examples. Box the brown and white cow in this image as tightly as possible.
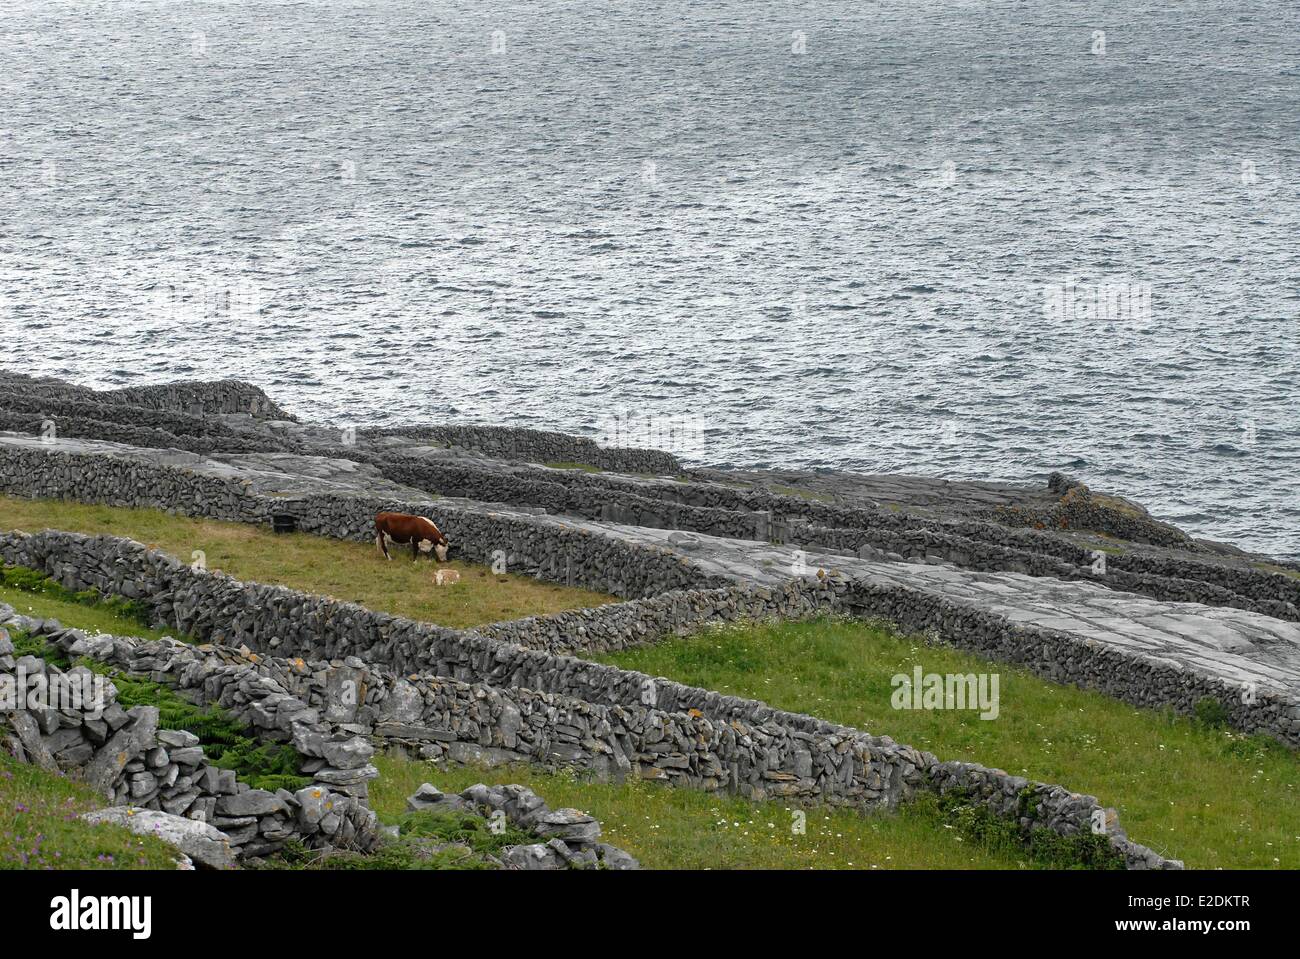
[375,511,450,562]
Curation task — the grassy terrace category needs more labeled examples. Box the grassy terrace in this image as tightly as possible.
[3,494,1294,869]
[0,595,1053,870]
[0,572,177,642]
[368,755,1053,870]
[598,619,1300,869]
[0,495,615,629]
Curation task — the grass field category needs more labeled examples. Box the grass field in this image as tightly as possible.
[369,755,1050,870]
[0,579,177,641]
[0,495,615,628]
[2,590,1076,870]
[0,754,183,870]
[598,618,1300,869]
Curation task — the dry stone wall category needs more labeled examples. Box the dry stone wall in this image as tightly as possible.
[362,424,680,475]
[0,372,295,421]
[4,375,1294,618]
[0,612,379,863]
[480,583,834,656]
[343,450,1300,618]
[0,443,715,599]
[801,522,1300,621]
[17,596,1176,868]
[98,380,294,421]
[1,441,1297,747]
[405,782,639,870]
[0,390,300,456]
[0,529,1182,866]
[833,582,1300,749]
[4,514,1299,756]
[996,475,1193,548]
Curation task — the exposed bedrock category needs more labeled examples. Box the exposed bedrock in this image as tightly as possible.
[0,434,1298,746]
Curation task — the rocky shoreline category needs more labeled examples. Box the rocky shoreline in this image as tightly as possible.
[4,371,1300,869]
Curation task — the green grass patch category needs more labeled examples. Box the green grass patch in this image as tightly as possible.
[0,495,617,629]
[596,617,1300,869]
[77,661,311,793]
[369,754,1065,870]
[1091,543,1126,556]
[1,564,179,642]
[544,461,602,473]
[0,753,183,870]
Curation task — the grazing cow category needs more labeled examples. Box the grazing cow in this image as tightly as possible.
[375,511,450,562]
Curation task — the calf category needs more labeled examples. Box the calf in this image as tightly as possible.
[375,511,450,562]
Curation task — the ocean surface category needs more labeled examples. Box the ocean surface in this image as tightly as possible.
[1,1,1297,556]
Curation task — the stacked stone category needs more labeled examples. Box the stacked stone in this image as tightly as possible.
[368,451,1300,615]
[358,451,1296,617]
[32,621,381,803]
[5,426,1289,628]
[1108,550,1300,610]
[4,421,1299,615]
[836,580,1300,750]
[0,388,301,458]
[5,523,1298,754]
[924,760,1176,870]
[95,379,296,421]
[283,490,722,600]
[0,448,723,601]
[405,783,639,870]
[0,610,380,864]
[481,581,841,656]
[2,548,1186,869]
[797,522,1299,621]
[340,448,760,540]
[996,476,1192,548]
[22,600,1185,868]
[0,441,267,526]
[360,423,679,475]
[7,433,1298,618]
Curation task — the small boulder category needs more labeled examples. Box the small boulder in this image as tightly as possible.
[501,843,566,870]
[82,806,235,869]
[533,808,601,846]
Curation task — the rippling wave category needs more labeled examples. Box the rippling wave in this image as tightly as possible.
[1,0,1297,556]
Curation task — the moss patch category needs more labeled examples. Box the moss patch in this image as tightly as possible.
[79,661,311,793]
[6,623,310,794]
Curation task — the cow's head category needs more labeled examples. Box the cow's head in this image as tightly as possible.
[434,540,450,562]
